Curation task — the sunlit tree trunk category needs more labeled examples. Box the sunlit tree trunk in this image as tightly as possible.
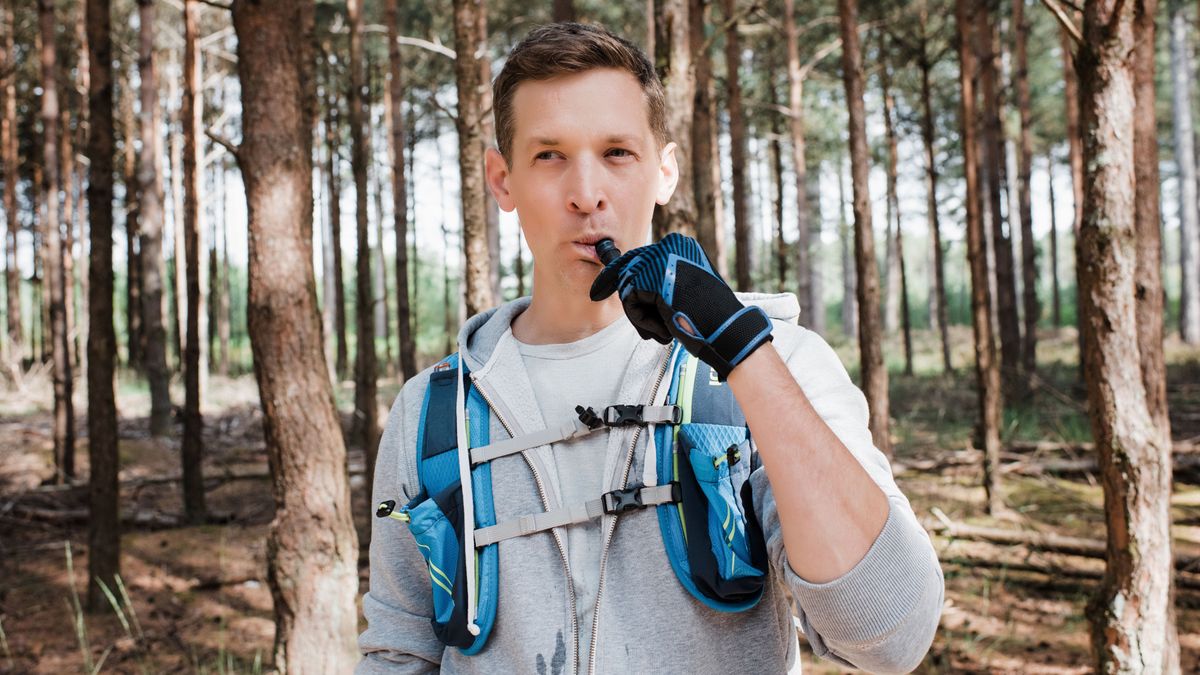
[784,0,815,329]
[453,0,496,317]
[1048,155,1061,327]
[879,41,912,375]
[838,0,890,457]
[182,0,207,523]
[40,0,76,483]
[323,64,348,379]
[230,1,360,669]
[120,69,142,370]
[956,0,1002,516]
[168,50,186,370]
[138,0,171,435]
[1075,1,1177,669]
[2,0,19,374]
[721,0,751,290]
[1061,25,1085,359]
[837,148,856,338]
[653,0,696,239]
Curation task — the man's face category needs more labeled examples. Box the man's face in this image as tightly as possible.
[485,68,678,293]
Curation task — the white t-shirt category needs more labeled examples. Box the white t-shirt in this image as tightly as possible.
[515,316,642,667]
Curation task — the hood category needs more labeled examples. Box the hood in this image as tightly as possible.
[455,292,801,373]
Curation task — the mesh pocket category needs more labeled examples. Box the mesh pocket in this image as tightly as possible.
[403,482,473,647]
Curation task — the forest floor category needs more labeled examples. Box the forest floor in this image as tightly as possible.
[1,327,1199,674]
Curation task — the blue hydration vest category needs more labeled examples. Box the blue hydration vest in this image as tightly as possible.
[375,342,768,653]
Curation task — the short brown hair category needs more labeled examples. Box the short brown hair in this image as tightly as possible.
[492,22,668,164]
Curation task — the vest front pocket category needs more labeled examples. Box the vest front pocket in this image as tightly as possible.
[403,482,475,648]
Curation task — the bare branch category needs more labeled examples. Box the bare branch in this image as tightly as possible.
[797,36,843,81]
[205,129,240,165]
[1040,0,1083,45]
[195,0,231,11]
[702,2,766,55]
[329,24,458,60]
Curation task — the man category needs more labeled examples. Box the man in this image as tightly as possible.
[359,22,942,674]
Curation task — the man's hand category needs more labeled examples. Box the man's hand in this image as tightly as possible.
[589,233,773,380]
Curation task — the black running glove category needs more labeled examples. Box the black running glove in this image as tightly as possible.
[589,233,773,380]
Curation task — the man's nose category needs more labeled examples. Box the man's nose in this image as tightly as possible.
[566,156,607,214]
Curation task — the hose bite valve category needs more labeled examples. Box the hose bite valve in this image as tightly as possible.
[595,238,621,266]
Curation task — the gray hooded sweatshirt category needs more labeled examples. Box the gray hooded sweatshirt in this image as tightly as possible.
[358,293,944,675]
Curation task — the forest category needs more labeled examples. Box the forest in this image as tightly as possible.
[1,0,1199,671]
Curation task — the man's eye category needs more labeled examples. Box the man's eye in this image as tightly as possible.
[608,148,633,158]
[534,151,558,161]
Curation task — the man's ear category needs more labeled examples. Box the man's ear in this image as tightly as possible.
[485,147,517,212]
[655,141,680,205]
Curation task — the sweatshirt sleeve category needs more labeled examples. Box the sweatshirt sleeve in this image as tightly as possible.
[357,379,444,675]
[749,325,944,674]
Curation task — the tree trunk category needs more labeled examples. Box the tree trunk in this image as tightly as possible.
[721,0,750,291]
[40,0,76,483]
[1061,25,1086,361]
[1170,0,1200,344]
[452,0,496,317]
[784,0,814,329]
[976,4,1021,391]
[690,0,724,275]
[1077,1,1178,669]
[372,133,392,375]
[348,0,380,470]
[838,148,856,337]
[1048,155,1061,327]
[230,2,360,670]
[838,0,890,457]
[879,42,912,376]
[956,0,1003,516]
[769,99,785,292]
[1013,0,1038,377]
[86,0,119,613]
[182,0,207,524]
[919,5,951,373]
[58,106,78,374]
[323,67,348,380]
[168,51,186,370]
[219,191,231,374]
[2,0,19,372]
[553,0,575,22]
[137,0,171,436]
[386,0,416,381]
[653,0,697,239]
[1132,3,1180,666]
[73,0,88,381]
[120,74,142,371]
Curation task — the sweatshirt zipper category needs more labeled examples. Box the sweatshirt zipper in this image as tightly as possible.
[471,373,582,675]
[587,344,674,675]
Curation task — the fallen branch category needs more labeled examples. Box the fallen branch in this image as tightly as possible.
[941,554,1200,592]
[927,508,1200,573]
[9,504,181,529]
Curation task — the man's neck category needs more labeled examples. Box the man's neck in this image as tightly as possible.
[512,270,626,345]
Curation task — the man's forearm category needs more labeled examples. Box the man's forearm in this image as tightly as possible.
[727,344,889,584]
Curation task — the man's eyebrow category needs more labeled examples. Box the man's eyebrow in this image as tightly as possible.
[526,135,643,147]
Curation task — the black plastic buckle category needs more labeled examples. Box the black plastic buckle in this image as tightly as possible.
[576,405,604,430]
[604,405,644,426]
[602,486,647,514]
[375,500,397,518]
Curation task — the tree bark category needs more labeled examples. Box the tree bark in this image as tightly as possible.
[838,0,890,457]
[2,0,19,372]
[137,0,171,436]
[168,50,186,370]
[1076,0,1178,669]
[40,0,76,483]
[85,0,120,613]
[1048,155,1061,327]
[348,0,380,469]
[182,0,207,524]
[1013,0,1038,377]
[837,148,856,337]
[1170,0,1200,344]
[120,72,142,371]
[918,5,951,373]
[956,0,1003,516]
[386,0,416,381]
[653,0,697,239]
[453,0,496,317]
[784,0,814,329]
[230,1,360,670]
[721,0,750,291]
[879,41,912,376]
[976,4,1021,391]
[690,0,724,275]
